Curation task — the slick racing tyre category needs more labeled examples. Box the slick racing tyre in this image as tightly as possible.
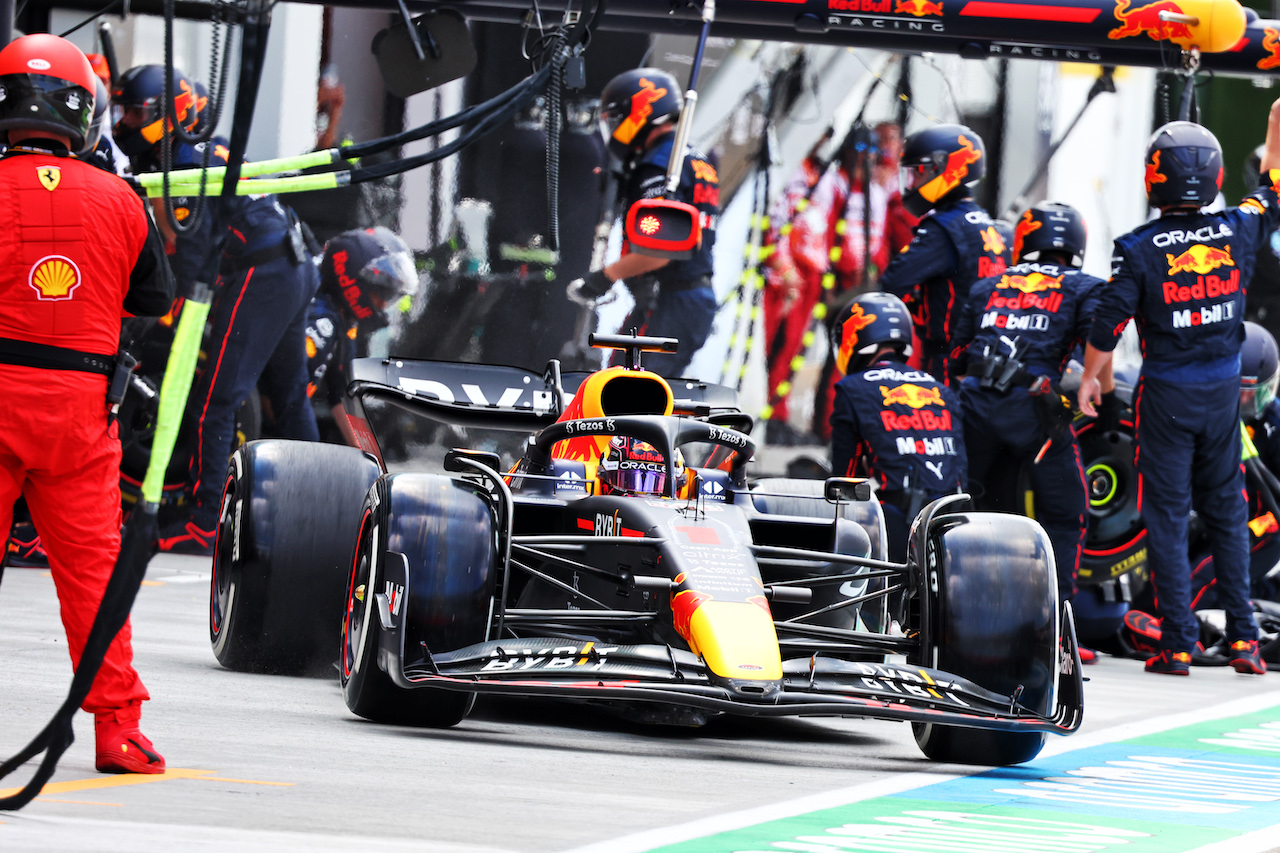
[210,440,381,674]
[342,473,496,727]
[912,511,1057,766]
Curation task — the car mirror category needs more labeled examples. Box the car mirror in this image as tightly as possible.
[445,448,502,474]
[825,477,872,503]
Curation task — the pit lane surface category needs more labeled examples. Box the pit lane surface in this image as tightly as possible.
[2,553,1278,852]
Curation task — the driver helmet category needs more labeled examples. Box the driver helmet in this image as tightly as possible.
[0,34,97,151]
[320,227,419,333]
[599,67,682,164]
[599,436,684,496]
[111,63,200,157]
[898,123,985,218]
[1242,321,1279,422]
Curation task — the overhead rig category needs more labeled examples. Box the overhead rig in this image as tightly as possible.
[34,0,1280,76]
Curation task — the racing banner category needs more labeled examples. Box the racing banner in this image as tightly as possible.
[430,0,1280,75]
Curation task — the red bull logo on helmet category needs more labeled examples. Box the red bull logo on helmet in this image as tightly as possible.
[880,383,944,409]
[1012,210,1042,260]
[836,304,876,373]
[1108,0,1194,42]
[613,77,668,148]
[919,136,981,203]
[1145,150,1169,194]
[1165,243,1234,276]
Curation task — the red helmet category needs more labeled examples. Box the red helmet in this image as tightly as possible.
[0,34,97,150]
[598,436,684,496]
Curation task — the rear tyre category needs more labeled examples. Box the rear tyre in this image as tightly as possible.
[342,474,496,727]
[912,511,1056,766]
[210,440,380,674]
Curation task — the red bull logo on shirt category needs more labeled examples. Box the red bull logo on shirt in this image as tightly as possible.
[1165,243,1234,276]
[880,383,943,409]
[1161,268,1240,304]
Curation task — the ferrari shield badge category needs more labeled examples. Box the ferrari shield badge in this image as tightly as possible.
[37,165,60,191]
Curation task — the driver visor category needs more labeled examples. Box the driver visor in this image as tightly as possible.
[608,467,666,495]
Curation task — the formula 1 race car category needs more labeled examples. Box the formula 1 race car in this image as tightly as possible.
[208,333,1083,766]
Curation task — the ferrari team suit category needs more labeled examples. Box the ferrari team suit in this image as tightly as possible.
[830,355,967,561]
[614,134,718,378]
[762,155,827,429]
[880,199,1009,381]
[951,261,1104,601]
[1088,175,1280,654]
[156,138,319,544]
[0,142,173,715]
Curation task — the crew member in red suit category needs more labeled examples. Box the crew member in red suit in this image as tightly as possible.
[0,34,174,773]
[761,139,830,444]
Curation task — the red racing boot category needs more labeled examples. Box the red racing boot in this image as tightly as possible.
[95,703,165,774]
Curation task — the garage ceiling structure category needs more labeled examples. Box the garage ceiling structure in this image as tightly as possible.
[17,0,1280,75]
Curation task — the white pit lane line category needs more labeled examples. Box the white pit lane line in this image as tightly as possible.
[561,689,1280,853]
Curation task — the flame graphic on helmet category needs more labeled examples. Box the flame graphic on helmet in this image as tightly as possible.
[919,136,981,203]
[1165,244,1235,275]
[1108,0,1194,42]
[880,384,944,409]
[1144,149,1169,195]
[612,77,669,148]
[1012,210,1042,261]
[894,0,944,15]
[28,255,81,301]
[836,304,876,374]
[1261,28,1280,70]
[998,272,1064,293]
[140,78,201,144]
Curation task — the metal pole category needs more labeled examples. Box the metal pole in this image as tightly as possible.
[0,0,14,49]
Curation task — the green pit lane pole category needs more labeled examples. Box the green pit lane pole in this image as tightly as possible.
[139,171,345,199]
[142,283,212,504]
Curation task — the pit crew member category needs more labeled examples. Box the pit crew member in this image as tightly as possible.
[306,227,418,445]
[1079,112,1280,676]
[569,68,718,379]
[0,34,174,772]
[829,292,966,561]
[950,202,1107,611]
[880,124,1009,382]
[113,65,320,555]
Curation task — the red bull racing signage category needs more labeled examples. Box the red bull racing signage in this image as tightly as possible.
[879,384,953,431]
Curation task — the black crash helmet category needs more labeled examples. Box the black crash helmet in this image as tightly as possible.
[1144,121,1222,210]
[831,291,913,376]
[898,123,985,217]
[320,227,419,333]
